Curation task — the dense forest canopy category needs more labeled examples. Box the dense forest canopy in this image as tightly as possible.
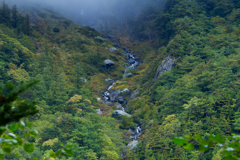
[1,0,240,159]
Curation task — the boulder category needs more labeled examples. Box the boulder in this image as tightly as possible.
[123,73,133,78]
[95,36,107,41]
[121,88,130,94]
[105,78,113,83]
[127,140,139,150]
[104,59,115,66]
[109,48,118,52]
[128,59,135,65]
[112,110,131,117]
[96,97,102,101]
[107,35,115,39]
[154,56,175,81]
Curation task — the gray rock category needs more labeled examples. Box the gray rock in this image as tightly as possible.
[109,48,118,52]
[96,109,103,115]
[107,35,115,39]
[124,62,139,73]
[96,97,102,101]
[95,36,107,41]
[128,59,135,65]
[121,88,130,94]
[104,59,115,66]
[105,78,113,83]
[123,73,133,78]
[154,56,175,81]
[127,140,139,150]
[106,102,113,106]
[112,110,131,117]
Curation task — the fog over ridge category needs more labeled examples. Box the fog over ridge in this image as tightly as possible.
[4,0,167,32]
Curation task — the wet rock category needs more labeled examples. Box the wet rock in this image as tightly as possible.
[123,73,133,78]
[127,140,139,150]
[128,59,135,65]
[104,59,115,67]
[154,56,175,81]
[107,35,115,39]
[109,48,118,52]
[112,110,131,117]
[118,96,125,104]
[105,78,114,83]
[95,36,107,41]
[96,109,103,115]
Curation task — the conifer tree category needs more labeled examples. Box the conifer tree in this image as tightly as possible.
[74,62,84,90]
[25,14,31,35]
[0,1,11,26]
[11,4,19,28]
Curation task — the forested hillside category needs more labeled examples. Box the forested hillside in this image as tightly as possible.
[113,0,240,159]
[0,2,128,159]
[2,0,240,159]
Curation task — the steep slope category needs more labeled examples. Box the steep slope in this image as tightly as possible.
[0,4,131,159]
[103,0,240,159]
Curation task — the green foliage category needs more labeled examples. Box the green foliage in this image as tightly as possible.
[0,80,73,159]
[173,133,240,160]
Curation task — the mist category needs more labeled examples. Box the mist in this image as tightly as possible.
[4,0,166,32]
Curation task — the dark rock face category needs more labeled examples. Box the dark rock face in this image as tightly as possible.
[118,96,125,104]
[154,56,175,81]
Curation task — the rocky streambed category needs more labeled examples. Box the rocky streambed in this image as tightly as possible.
[98,37,142,150]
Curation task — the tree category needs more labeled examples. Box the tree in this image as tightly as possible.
[0,1,11,26]
[74,62,85,90]
[11,4,19,28]
[0,80,73,159]
[25,14,31,35]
